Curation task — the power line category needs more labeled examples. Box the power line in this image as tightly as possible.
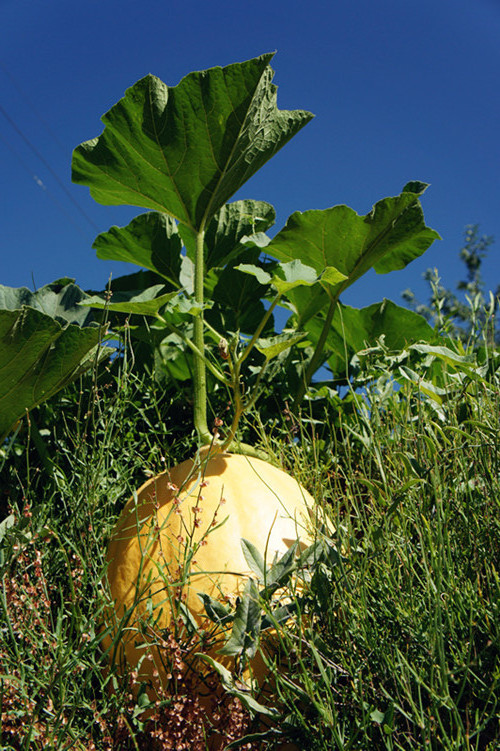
[0,129,93,242]
[0,61,68,155]
[0,101,100,232]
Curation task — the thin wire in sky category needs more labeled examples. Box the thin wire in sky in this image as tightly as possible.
[0,61,68,155]
[0,100,100,233]
[0,129,94,242]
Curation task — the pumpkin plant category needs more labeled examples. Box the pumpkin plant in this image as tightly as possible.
[0,278,112,444]
[72,52,440,720]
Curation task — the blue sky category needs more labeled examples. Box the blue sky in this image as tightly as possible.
[1,0,499,313]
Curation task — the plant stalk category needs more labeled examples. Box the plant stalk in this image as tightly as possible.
[237,293,281,369]
[156,314,230,386]
[293,296,338,408]
[193,229,211,444]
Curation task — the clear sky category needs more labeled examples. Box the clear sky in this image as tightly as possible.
[1,0,499,313]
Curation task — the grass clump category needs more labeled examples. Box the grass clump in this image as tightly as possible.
[261,336,500,750]
[1,325,499,749]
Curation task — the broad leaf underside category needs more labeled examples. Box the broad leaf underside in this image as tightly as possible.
[0,281,111,441]
[72,54,313,231]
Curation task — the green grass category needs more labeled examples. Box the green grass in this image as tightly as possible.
[1,334,499,749]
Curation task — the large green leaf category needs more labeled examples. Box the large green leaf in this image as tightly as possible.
[266,183,440,307]
[305,299,436,378]
[181,199,276,270]
[0,278,95,327]
[93,201,276,289]
[92,212,183,286]
[72,54,313,231]
[0,297,111,441]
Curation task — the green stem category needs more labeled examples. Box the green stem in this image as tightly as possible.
[193,229,211,444]
[293,295,338,409]
[226,294,280,437]
[156,314,230,386]
[237,293,281,368]
[243,359,269,412]
[203,318,226,344]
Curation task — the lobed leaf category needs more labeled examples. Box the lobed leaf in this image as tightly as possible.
[305,299,436,379]
[0,278,95,327]
[0,305,111,441]
[72,54,313,231]
[265,185,440,305]
[92,212,183,286]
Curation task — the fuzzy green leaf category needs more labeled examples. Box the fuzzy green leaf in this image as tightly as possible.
[72,54,313,231]
[0,305,111,441]
[266,185,440,304]
[305,299,436,379]
[92,212,183,286]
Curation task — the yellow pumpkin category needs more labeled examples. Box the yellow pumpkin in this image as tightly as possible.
[103,449,314,699]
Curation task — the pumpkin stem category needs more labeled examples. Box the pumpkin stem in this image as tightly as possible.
[193,228,211,445]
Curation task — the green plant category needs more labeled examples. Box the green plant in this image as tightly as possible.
[0,278,113,443]
[67,51,444,747]
[402,224,498,344]
[72,52,440,450]
[13,51,500,751]
[252,327,500,750]
[2,305,499,749]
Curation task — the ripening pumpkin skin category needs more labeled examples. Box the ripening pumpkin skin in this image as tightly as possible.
[103,450,314,701]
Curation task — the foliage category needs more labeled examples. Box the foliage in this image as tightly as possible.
[2,52,499,751]
[72,53,439,449]
[0,278,112,442]
[1,301,499,749]
[402,224,498,343]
